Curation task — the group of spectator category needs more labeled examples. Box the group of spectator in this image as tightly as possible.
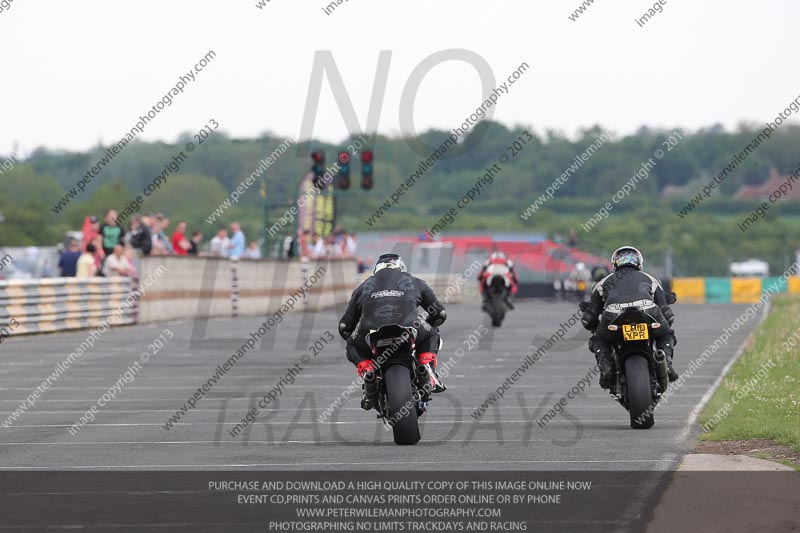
[58,210,363,279]
[208,222,261,260]
[57,210,262,279]
[297,226,357,260]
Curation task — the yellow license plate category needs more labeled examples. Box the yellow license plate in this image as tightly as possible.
[622,323,649,341]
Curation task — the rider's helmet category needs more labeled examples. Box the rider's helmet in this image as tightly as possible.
[611,246,644,271]
[490,251,507,262]
[374,253,408,274]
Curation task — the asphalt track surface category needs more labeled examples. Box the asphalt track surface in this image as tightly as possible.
[0,301,760,472]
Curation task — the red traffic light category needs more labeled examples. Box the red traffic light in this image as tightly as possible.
[311,151,325,163]
[361,150,373,163]
[338,151,350,164]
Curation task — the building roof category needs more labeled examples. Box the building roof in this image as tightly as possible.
[734,167,800,200]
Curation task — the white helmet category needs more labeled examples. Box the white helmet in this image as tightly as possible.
[490,251,507,261]
[611,246,643,271]
[374,253,407,274]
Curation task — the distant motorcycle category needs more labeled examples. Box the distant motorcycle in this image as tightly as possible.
[482,265,512,328]
[580,301,671,429]
[363,325,439,445]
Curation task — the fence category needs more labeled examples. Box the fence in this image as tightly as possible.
[0,277,136,334]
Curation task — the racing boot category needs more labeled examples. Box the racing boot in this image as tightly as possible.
[658,339,679,382]
[667,358,679,382]
[418,352,446,393]
[594,351,615,390]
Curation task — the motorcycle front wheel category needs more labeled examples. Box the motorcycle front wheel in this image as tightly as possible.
[488,296,506,328]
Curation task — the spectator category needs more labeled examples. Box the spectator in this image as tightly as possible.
[151,215,172,256]
[244,240,261,260]
[298,230,313,259]
[209,228,229,257]
[81,215,100,252]
[357,256,371,275]
[325,233,341,257]
[568,229,580,247]
[123,247,138,278]
[129,215,152,256]
[103,244,133,277]
[311,232,326,258]
[58,240,82,277]
[99,209,125,256]
[228,222,246,258]
[343,231,357,258]
[171,221,191,256]
[90,234,106,272]
[76,243,98,278]
[285,233,296,259]
[189,231,202,255]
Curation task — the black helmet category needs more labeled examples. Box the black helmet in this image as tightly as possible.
[374,253,407,274]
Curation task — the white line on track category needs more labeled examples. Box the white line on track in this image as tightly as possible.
[2,419,689,428]
[0,437,676,446]
[0,459,678,470]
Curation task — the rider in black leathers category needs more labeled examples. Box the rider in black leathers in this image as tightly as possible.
[581,246,679,389]
[338,254,448,409]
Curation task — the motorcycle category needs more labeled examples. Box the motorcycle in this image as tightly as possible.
[580,301,671,429]
[363,325,437,445]
[482,266,512,328]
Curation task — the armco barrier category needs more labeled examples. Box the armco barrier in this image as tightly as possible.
[672,276,796,304]
[788,276,800,294]
[704,277,731,304]
[136,256,356,323]
[0,277,136,334]
[1,257,358,336]
[672,277,705,304]
[731,277,762,304]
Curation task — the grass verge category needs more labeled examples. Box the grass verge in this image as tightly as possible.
[699,295,800,467]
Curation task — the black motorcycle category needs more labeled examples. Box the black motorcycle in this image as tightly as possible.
[363,325,435,445]
[484,274,510,328]
[581,302,671,429]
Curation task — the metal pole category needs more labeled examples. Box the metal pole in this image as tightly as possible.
[231,257,240,317]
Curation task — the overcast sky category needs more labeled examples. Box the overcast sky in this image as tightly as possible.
[1,0,799,155]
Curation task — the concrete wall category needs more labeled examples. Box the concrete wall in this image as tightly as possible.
[137,256,357,323]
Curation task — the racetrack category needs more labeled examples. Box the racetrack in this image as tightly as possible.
[0,301,761,471]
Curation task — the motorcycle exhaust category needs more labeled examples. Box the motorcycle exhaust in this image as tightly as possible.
[363,370,378,398]
[415,364,434,396]
[653,349,670,392]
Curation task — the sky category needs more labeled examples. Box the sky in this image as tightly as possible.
[1,0,799,156]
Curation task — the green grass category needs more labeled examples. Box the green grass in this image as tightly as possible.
[699,296,800,454]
